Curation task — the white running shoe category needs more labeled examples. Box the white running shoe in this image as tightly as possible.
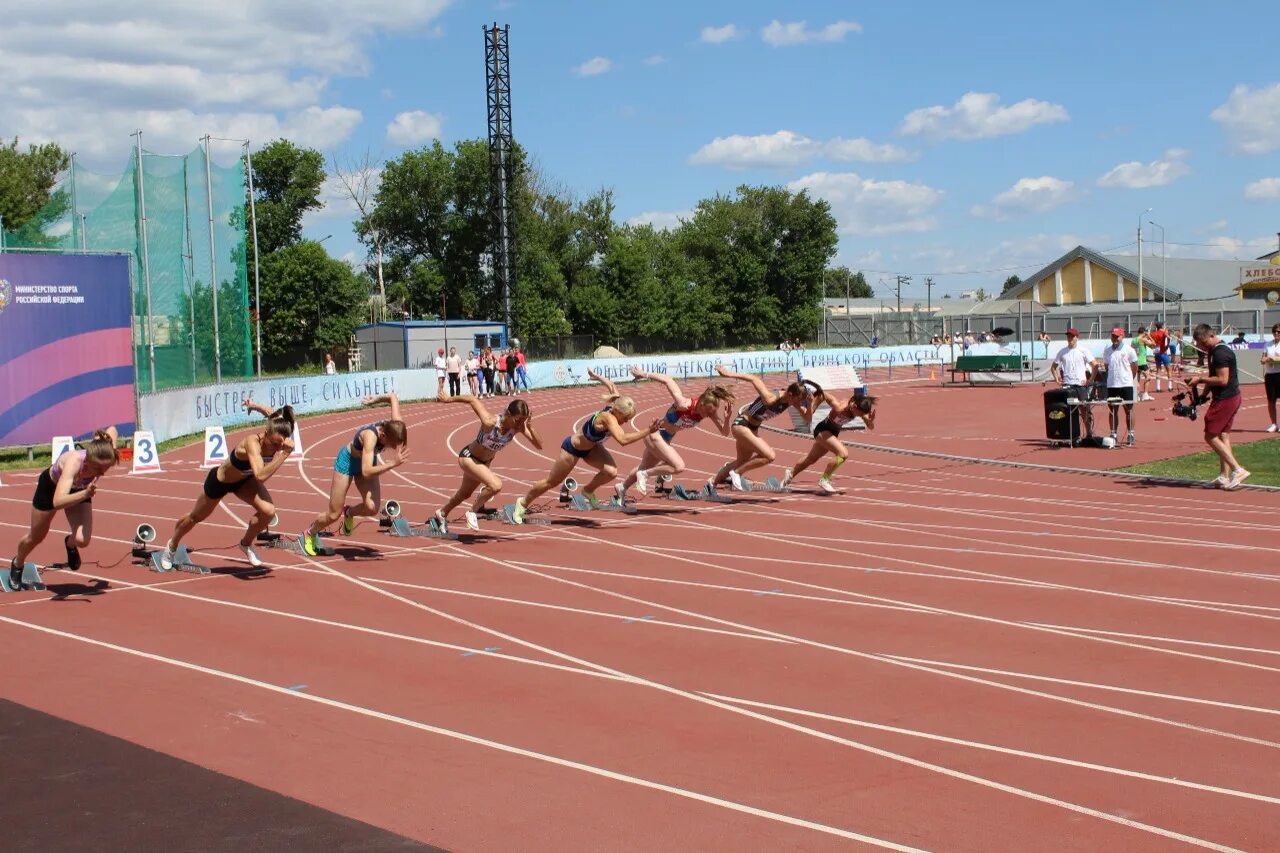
[729,470,744,491]
[1225,468,1251,491]
[1268,424,1278,433]
[1211,474,1228,489]
[817,478,837,494]
[634,469,648,496]
[1140,393,1154,401]
[465,511,479,531]
[158,545,175,571]
[239,543,263,568]
[614,481,628,503]
[781,468,794,489]
[433,510,449,534]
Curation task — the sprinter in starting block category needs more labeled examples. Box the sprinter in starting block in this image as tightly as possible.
[1,562,45,592]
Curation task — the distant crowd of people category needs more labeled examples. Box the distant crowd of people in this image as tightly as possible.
[435,345,529,398]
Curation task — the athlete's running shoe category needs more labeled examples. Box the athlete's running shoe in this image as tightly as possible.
[1224,468,1251,491]
[634,469,648,496]
[158,544,176,570]
[340,505,356,535]
[511,498,528,525]
[781,468,794,489]
[433,509,449,535]
[299,530,320,556]
[465,511,479,531]
[239,543,263,568]
[728,470,745,491]
[817,478,837,494]
[64,535,81,571]
[584,490,603,509]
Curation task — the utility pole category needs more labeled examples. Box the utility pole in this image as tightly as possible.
[895,274,911,315]
[924,277,934,314]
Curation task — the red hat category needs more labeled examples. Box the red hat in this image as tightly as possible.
[1111,327,1125,336]
[1066,327,1080,337]
[438,347,445,354]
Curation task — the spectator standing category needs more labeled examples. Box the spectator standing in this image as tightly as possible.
[466,351,481,396]
[1186,324,1248,489]
[324,353,336,375]
[1100,327,1138,446]
[504,347,519,395]
[434,347,447,395]
[515,346,530,392]
[1263,323,1280,432]
[482,347,497,397]
[1150,322,1171,392]
[1135,327,1155,400]
[445,346,463,396]
[1051,328,1096,438]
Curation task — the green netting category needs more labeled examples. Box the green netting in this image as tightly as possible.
[1,145,253,391]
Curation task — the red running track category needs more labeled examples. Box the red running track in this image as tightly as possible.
[1,376,1278,851]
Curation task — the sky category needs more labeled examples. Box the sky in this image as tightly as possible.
[4,0,1279,299]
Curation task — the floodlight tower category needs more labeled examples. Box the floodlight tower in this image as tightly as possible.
[485,23,516,338]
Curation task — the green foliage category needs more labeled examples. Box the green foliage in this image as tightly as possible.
[249,139,325,255]
[1003,274,1022,292]
[258,241,367,359]
[826,266,873,299]
[0,138,71,244]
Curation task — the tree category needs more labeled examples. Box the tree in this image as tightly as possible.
[248,139,325,256]
[974,287,990,302]
[825,266,873,299]
[0,138,71,242]
[1003,274,1022,293]
[257,241,368,364]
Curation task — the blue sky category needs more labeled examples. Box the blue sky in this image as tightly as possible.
[5,1,1278,298]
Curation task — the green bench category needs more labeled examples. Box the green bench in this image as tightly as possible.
[951,354,1026,384]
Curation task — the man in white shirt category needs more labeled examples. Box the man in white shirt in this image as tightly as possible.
[1263,322,1280,432]
[1099,327,1138,446]
[1051,327,1095,438]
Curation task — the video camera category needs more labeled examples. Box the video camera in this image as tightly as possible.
[1171,388,1208,421]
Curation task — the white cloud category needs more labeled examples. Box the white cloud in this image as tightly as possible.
[0,1,453,165]
[787,171,943,236]
[690,130,820,169]
[1211,83,1280,155]
[573,56,614,77]
[899,92,1069,141]
[1245,177,1280,201]
[824,137,915,163]
[761,20,861,46]
[1097,148,1190,189]
[625,210,691,230]
[972,176,1076,217]
[386,110,443,146]
[642,54,667,66]
[690,130,913,169]
[700,24,743,44]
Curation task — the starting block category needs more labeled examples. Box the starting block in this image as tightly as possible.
[669,482,732,503]
[500,504,551,526]
[2,562,45,592]
[567,494,638,515]
[742,476,786,493]
[388,517,459,540]
[150,545,210,575]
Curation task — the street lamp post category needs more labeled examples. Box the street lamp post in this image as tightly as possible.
[1137,208,1152,310]
[1148,219,1166,325]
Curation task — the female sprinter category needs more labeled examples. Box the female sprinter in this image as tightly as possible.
[9,427,119,586]
[300,393,409,555]
[433,394,543,531]
[510,369,660,524]
[158,400,295,570]
[782,391,878,494]
[707,366,819,491]
[616,366,734,500]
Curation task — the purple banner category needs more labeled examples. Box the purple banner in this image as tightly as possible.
[0,253,135,445]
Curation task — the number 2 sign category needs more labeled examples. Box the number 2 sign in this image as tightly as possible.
[202,426,228,469]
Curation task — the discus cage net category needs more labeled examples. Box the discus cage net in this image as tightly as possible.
[1,141,254,392]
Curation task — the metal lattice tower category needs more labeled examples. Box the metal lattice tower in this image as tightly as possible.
[484,23,516,336]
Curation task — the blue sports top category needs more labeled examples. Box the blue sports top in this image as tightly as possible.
[580,408,613,444]
[351,422,386,455]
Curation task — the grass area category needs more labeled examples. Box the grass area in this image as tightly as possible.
[1121,437,1280,487]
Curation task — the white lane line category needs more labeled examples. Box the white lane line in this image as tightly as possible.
[879,655,1280,717]
[0,615,915,851]
[704,692,1280,807]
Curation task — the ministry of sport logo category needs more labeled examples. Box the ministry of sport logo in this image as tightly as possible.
[0,279,11,316]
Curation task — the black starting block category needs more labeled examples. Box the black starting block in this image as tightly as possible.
[1,562,45,592]
[388,517,459,540]
[500,504,551,525]
[150,545,211,575]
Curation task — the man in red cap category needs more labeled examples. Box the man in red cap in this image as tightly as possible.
[1051,328,1096,439]
[1099,327,1138,445]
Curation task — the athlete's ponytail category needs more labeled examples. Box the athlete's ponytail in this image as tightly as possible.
[266,405,295,439]
[380,419,408,447]
[697,385,735,407]
[854,396,878,414]
[605,395,636,420]
[86,429,120,466]
[506,399,530,419]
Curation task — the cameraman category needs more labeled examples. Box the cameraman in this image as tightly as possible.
[1186,323,1249,490]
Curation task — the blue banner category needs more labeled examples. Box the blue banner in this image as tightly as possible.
[0,253,135,445]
